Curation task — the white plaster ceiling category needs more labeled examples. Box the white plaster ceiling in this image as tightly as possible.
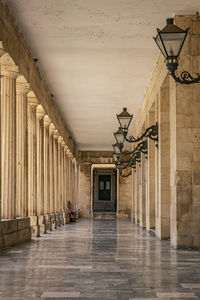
[4,0,200,150]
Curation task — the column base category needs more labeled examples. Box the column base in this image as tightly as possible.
[44,214,51,232]
[58,213,64,226]
[38,215,47,234]
[65,211,71,224]
[29,216,40,237]
[54,213,60,228]
[50,214,55,230]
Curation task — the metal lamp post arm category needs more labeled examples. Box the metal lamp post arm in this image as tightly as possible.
[120,140,146,155]
[166,62,200,85]
[124,123,158,144]
[119,169,132,177]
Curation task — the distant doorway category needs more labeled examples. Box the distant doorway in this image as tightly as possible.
[93,168,117,213]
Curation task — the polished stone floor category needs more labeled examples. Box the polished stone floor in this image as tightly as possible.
[0,219,200,300]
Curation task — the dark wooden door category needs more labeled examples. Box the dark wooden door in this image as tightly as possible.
[99,175,111,201]
[93,169,116,212]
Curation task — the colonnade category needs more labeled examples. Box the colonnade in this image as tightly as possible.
[132,78,171,241]
[131,14,200,249]
[0,50,77,237]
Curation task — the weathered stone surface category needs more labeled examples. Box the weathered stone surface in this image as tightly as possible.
[31,225,40,237]
[2,220,17,234]
[3,232,18,247]
[18,228,31,242]
[0,222,3,235]
[17,218,30,230]
[193,171,200,185]
[29,215,38,226]
[175,171,192,186]
[0,235,3,247]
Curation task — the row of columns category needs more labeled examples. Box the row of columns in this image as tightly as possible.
[0,50,77,236]
[132,76,171,241]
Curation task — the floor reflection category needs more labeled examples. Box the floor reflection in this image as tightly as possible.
[0,219,200,299]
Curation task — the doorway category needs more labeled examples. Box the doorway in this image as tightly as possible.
[93,168,117,213]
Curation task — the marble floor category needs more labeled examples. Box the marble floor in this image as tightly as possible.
[0,219,200,300]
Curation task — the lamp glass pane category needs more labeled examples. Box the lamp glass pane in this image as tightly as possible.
[113,154,117,162]
[113,144,121,154]
[155,34,167,58]
[118,117,132,130]
[160,32,187,57]
[115,132,124,144]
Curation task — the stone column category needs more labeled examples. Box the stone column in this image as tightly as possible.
[43,115,51,231]
[36,105,46,233]
[27,91,39,236]
[157,76,170,239]
[16,76,30,218]
[58,136,63,226]
[134,163,140,224]
[146,110,156,232]
[61,141,66,223]
[0,53,19,219]
[0,43,6,221]
[61,140,65,213]
[53,130,59,227]
[66,149,70,203]
[68,152,73,204]
[63,146,68,212]
[154,97,159,236]
[139,154,146,228]
[49,123,55,229]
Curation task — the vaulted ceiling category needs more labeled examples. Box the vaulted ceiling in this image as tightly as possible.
[4,0,200,150]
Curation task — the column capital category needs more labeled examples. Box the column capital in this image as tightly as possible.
[49,123,56,133]
[0,41,5,56]
[36,104,45,120]
[44,115,51,127]
[16,75,30,94]
[0,53,19,77]
[58,136,63,144]
[54,129,59,139]
[27,91,39,106]
[64,145,69,152]
[61,141,65,148]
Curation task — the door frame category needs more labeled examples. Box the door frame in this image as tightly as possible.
[91,164,119,217]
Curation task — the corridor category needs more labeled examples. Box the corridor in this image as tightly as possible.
[0,219,200,299]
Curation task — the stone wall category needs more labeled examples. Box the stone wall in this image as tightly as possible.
[0,218,31,248]
[78,151,132,218]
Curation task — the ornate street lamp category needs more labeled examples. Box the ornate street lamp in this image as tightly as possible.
[112,108,158,177]
[117,107,133,132]
[112,142,123,154]
[154,18,200,84]
[114,127,125,144]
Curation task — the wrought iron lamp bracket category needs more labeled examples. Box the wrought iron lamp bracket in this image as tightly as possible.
[124,123,158,145]
[166,61,200,85]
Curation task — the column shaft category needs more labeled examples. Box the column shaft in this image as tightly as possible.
[36,106,45,216]
[53,130,59,212]
[43,115,51,215]
[27,92,38,216]
[49,124,55,213]
[16,77,30,217]
[1,55,18,219]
